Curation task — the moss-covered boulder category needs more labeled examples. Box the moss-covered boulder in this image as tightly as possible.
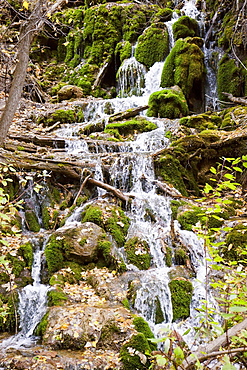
[180,113,222,131]
[25,210,40,232]
[217,54,244,102]
[81,201,130,247]
[120,333,151,370]
[124,237,151,270]
[172,15,199,41]
[135,23,169,69]
[147,86,189,119]
[160,37,205,112]
[57,85,84,101]
[168,278,193,322]
[36,107,84,127]
[104,117,157,139]
[44,221,110,274]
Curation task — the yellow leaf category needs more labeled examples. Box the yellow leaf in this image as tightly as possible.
[74,331,79,338]
[23,0,29,9]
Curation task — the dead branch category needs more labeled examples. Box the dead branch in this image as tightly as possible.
[86,177,130,202]
[222,92,247,106]
[108,105,149,122]
[181,318,247,369]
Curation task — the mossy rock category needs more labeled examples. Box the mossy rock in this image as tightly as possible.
[105,117,157,139]
[147,86,189,119]
[174,248,189,265]
[78,121,105,136]
[44,222,109,274]
[172,15,199,40]
[154,154,189,196]
[115,41,132,63]
[18,242,33,269]
[177,206,201,231]
[37,108,84,127]
[124,237,151,270]
[154,297,165,324]
[25,210,40,232]
[165,246,172,267]
[47,289,68,306]
[35,312,49,338]
[135,23,169,69]
[180,113,222,131]
[217,54,243,102]
[223,224,247,264]
[160,37,205,112]
[120,333,151,370]
[81,202,130,247]
[133,316,157,351]
[168,279,193,322]
[57,85,84,101]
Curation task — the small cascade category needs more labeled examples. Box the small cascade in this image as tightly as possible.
[0,237,50,350]
[117,56,147,97]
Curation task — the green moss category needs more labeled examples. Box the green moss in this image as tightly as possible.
[115,41,132,63]
[154,297,165,324]
[135,23,169,69]
[160,37,205,111]
[44,235,66,274]
[42,207,50,230]
[35,312,49,337]
[122,298,130,310]
[47,289,68,306]
[177,206,201,231]
[223,225,247,264]
[82,205,103,225]
[124,237,151,270]
[18,242,33,269]
[168,279,193,322]
[165,246,172,267]
[25,210,40,232]
[217,54,242,102]
[174,248,189,265]
[172,16,199,41]
[97,240,112,266]
[133,316,156,351]
[170,200,187,219]
[105,118,157,138]
[147,87,189,119]
[49,273,65,286]
[37,108,84,127]
[154,154,189,196]
[82,204,130,247]
[180,114,222,131]
[120,333,151,370]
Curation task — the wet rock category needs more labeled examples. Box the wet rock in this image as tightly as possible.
[42,304,135,350]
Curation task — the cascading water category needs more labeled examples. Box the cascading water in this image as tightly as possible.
[0,237,50,350]
[50,0,219,344]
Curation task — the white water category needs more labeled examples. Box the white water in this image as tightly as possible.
[0,237,50,350]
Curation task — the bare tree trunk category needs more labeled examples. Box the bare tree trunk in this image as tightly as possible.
[0,0,66,147]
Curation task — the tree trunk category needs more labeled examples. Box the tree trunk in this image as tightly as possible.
[0,0,66,147]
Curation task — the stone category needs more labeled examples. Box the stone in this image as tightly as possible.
[57,85,84,101]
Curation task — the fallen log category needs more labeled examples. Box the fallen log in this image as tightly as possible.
[92,61,110,89]
[0,148,95,180]
[86,177,129,202]
[222,92,247,106]
[181,318,247,369]
[108,105,149,122]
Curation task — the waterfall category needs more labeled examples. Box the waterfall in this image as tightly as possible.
[0,237,50,350]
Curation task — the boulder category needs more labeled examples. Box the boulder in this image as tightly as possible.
[57,85,84,101]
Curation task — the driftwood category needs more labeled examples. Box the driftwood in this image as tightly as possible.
[108,105,149,122]
[222,92,247,106]
[86,177,129,202]
[8,134,66,148]
[180,318,247,369]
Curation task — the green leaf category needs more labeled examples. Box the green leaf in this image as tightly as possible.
[210,167,217,174]
[229,306,247,313]
[204,183,213,194]
[183,328,191,335]
[155,355,167,366]
[173,346,184,364]
[233,166,242,172]
[224,173,235,180]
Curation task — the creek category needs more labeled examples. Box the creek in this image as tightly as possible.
[0,0,219,355]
